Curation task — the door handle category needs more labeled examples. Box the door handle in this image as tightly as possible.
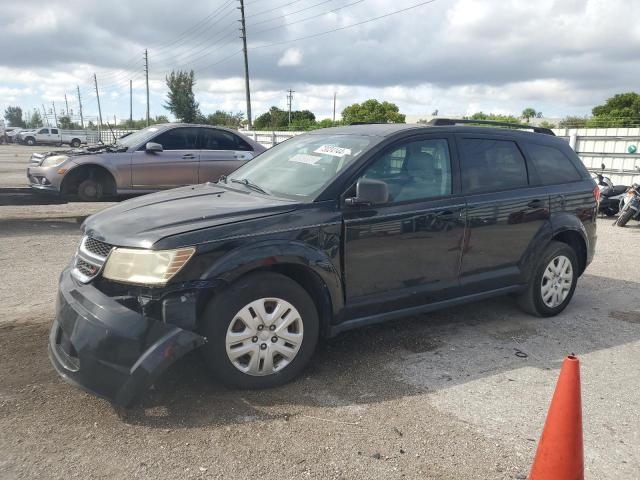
[527,199,544,208]
[182,154,196,159]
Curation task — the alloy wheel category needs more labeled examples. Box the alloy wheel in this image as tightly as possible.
[225,297,304,376]
[540,255,573,308]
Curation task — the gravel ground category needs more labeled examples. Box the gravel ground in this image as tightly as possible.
[0,144,639,479]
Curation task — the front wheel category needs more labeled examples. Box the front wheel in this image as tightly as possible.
[77,179,104,201]
[25,137,36,146]
[615,208,634,227]
[517,241,578,317]
[201,272,319,389]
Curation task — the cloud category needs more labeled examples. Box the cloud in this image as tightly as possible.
[277,48,303,67]
[1,0,640,121]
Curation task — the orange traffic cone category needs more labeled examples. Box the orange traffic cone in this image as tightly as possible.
[529,355,584,480]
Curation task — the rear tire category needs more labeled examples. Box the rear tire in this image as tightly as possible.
[201,272,319,389]
[70,138,81,148]
[77,179,104,202]
[615,209,634,227]
[517,241,578,317]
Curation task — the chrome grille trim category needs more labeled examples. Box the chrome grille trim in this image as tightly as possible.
[71,236,112,283]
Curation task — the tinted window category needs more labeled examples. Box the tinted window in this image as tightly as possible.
[51,128,59,134]
[200,128,251,151]
[152,128,199,150]
[459,138,528,194]
[525,143,582,184]
[38,128,48,134]
[363,139,452,202]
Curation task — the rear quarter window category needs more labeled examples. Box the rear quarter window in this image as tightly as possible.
[525,143,582,184]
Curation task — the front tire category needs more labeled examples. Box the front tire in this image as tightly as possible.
[25,137,36,146]
[615,208,634,227]
[517,241,578,317]
[77,178,104,201]
[201,272,319,389]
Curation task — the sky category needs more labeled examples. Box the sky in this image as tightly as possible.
[1,0,640,125]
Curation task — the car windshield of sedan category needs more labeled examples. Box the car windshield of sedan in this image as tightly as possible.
[114,126,163,148]
[225,134,376,201]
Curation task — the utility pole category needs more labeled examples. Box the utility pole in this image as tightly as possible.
[333,92,337,123]
[64,94,70,117]
[94,73,103,138]
[129,79,133,126]
[76,85,84,128]
[42,104,49,126]
[286,89,295,126]
[238,0,252,129]
[144,49,150,126]
[52,101,58,126]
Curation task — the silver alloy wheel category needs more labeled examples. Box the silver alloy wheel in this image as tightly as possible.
[540,255,573,308]
[225,297,304,376]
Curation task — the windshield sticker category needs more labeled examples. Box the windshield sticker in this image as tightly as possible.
[314,145,352,157]
[289,153,321,165]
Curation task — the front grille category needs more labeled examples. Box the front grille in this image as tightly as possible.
[84,237,112,258]
[76,258,99,277]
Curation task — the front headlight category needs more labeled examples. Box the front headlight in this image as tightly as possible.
[41,155,69,167]
[102,247,195,286]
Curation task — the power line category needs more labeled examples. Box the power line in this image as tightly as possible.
[247,0,333,27]
[250,0,438,49]
[246,0,305,18]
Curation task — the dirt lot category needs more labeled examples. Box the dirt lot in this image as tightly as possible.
[0,144,639,479]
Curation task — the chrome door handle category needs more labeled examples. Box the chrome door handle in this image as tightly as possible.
[182,154,196,159]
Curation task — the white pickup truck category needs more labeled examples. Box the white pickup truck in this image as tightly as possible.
[20,127,88,148]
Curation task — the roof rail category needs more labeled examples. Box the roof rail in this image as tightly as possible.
[427,118,555,136]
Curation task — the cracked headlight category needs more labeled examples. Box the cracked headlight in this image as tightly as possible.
[41,155,69,167]
[102,247,195,286]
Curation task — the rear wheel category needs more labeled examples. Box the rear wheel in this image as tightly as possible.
[70,138,81,148]
[615,208,634,227]
[201,272,319,389]
[77,179,104,202]
[517,241,578,317]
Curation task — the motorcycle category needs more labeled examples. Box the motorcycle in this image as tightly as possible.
[615,184,640,227]
[595,173,628,217]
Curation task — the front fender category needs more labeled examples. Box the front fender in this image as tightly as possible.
[200,239,343,314]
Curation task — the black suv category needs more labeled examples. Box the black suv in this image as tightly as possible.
[49,120,597,406]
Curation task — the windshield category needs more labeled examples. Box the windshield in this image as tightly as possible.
[115,126,164,148]
[226,134,376,201]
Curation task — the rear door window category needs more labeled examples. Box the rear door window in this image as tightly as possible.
[200,128,251,151]
[525,143,582,184]
[51,128,59,135]
[459,138,528,194]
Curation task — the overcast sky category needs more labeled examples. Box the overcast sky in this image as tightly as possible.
[2,0,639,125]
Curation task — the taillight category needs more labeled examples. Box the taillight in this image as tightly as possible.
[593,184,601,203]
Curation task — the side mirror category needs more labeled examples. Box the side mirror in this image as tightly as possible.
[145,142,163,153]
[345,178,389,206]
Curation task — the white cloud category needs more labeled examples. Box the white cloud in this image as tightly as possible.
[277,48,303,67]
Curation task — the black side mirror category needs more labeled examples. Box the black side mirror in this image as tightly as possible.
[145,142,163,152]
[345,178,389,206]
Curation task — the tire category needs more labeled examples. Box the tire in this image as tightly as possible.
[602,207,618,217]
[77,178,104,202]
[201,271,320,389]
[615,208,634,227]
[25,137,36,146]
[517,241,579,317]
[70,138,81,148]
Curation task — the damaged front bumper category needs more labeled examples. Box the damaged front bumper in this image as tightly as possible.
[48,268,206,407]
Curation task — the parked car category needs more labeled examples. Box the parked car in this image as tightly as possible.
[48,119,597,406]
[27,123,266,201]
[20,127,88,147]
[5,127,26,143]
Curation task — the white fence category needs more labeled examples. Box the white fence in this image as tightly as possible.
[553,128,640,185]
[89,126,640,186]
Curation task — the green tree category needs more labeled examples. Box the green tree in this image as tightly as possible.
[341,99,405,124]
[254,106,316,130]
[26,109,43,128]
[467,112,520,123]
[57,115,82,129]
[202,110,245,128]
[588,92,640,127]
[558,116,588,128]
[164,70,200,123]
[521,108,539,123]
[4,106,26,127]
[539,120,556,129]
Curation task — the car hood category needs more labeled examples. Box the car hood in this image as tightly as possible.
[83,183,298,248]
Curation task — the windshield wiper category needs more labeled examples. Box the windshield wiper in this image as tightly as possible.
[230,178,269,195]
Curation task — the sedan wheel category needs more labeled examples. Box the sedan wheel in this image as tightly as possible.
[225,298,304,376]
[540,255,573,308]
